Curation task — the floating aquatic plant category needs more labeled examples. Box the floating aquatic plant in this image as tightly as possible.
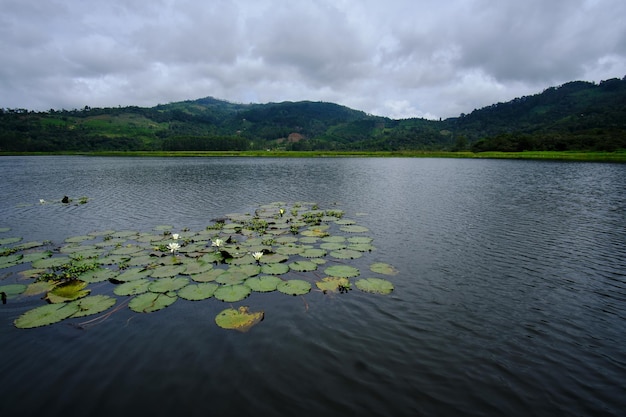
[215,306,264,332]
[4,201,397,331]
[354,278,394,294]
[277,279,311,296]
[315,277,351,293]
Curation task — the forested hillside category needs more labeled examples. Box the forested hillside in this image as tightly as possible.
[1,77,625,152]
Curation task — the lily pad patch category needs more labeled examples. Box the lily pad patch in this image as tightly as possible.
[5,201,397,330]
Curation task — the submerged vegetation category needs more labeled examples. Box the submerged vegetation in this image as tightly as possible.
[0,202,396,331]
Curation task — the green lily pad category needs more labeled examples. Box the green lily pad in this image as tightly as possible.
[20,251,53,264]
[227,253,256,265]
[275,245,304,256]
[319,242,347,250]
[340,225,369,233]
[45,279,90,303]
[78,268,117,283]
[112,230,139,238]
[150,264,186,279]
[200,252,224,264]
[23,281,56,296]
[347,236,373,244]
[229,264,261,277]
[321,235,346,243]
[261,263,289,275]
[125,254,157,267]
[369,262,399,275]
[214,284,251,302]
[330,249,363,259]
[0,254,23,268]
[245,275,283,292]
[150,265,185,278]
[315,277,350,293]
[31,256,70,269]
[96,238,127,247]
[355,278,394,294]
[129,292,177,313]
[69,295,117,318]
[289,260,318,272]
[301,248,327,258]
[14,303,80,329]
[114,267,151,282]
[15,241,47,251]
[191,268,225,283]
[0,237,22,245]
[180,260,213,275]
[275,236,299,244]
[0,284,27,298]
[65,235,95,243]
[148,277,189,293]
[324,265,360,278]
[178,283,219,301]
[110,245,145,256]
[114,278,152,296]
[300,228,329,238]
[215,270,249,285]
[215,306,264,332]
[347,243,375,252]
[90,253,118,264]
[277,279,311,296]
[259,253,289,263]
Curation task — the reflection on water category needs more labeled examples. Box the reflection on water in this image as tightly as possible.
[1,156,625,417]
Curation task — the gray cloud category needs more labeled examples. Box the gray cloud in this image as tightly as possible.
[0,0,624,118]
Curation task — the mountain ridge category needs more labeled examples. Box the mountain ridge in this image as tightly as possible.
[1,76,625,152]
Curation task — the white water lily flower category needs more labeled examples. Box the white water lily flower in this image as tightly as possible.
[252,251,263,261]
[167,242,180,253]
[211,238,224,248]
[172,233,180,240]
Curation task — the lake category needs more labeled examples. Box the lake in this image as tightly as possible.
[1,156,625,417]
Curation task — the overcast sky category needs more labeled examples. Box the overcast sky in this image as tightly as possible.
[1,0,624,119]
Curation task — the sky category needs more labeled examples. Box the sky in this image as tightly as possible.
[1,0,625,120]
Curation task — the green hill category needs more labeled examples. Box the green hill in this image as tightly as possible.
[1,77,625,152]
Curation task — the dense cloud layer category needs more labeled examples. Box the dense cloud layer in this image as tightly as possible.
[1,0,624,118]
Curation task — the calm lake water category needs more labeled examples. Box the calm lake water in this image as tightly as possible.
[1,156,625,417]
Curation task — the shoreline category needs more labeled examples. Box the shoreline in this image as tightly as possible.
[1,150,625,162]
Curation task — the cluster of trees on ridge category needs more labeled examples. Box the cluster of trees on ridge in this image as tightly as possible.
[1,77,625,153]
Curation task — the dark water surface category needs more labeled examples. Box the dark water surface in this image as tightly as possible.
[1,156,625,416]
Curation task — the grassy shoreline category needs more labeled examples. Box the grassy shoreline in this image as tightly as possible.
[2,150,625,162]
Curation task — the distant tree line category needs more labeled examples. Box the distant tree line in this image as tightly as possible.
[1,77,625,152]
